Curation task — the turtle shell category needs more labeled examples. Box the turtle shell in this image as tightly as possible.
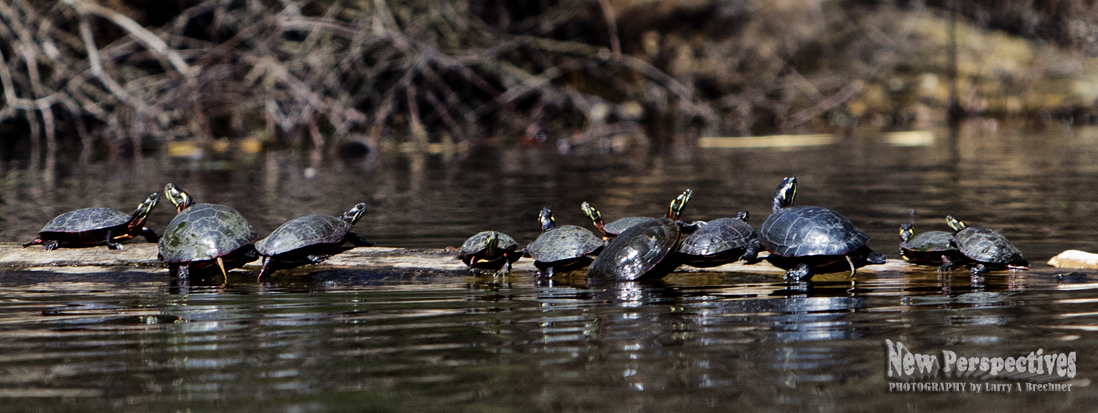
[38,208,131,233]
[679,217,756,258]
[758,206,869,258]
[458,231,520,266]
[159,203,256,263]
[587,218,682,281]
[524,225,603,267]
[255,214,351,257]
[954,227,1027,266]
[604,216,656,236]
[900,231,956,253]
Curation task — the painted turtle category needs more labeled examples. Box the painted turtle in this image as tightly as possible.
[254,203,371,279]
[586,189,693,281]
[581,189,694,239]
[898,217,960,272]
[23,193,161,250]
[158,183,257,278]
[523,207,605,277]
[457,231,522,276]
[946,216,1028,276]
[678,211,761,267]
[757,177,886,281]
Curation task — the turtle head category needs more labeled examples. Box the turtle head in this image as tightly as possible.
[580,202,606,232]
[164,183,195,213]
[538,207,556,232]
[773,177,797,211]
[341,203,368,225]
[736,211,749,223]
[127,193,160,230]
[668,189,693,220]
[899,222,914,243]
[483,231,500,256]
[946,216,967,232]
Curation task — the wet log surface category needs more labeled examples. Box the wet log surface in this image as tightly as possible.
[0,242,1078,280]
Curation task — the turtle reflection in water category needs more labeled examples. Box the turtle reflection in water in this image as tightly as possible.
[946,216,1028,277]
[254,203,371,280]
[586,189,693,281]
[23,193,161,250]
[523,207,604,277]
[458,231,522,276]
[756,177,886,281]
[158,183,257,279]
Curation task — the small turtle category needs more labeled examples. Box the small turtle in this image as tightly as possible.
[757,177,886,281]
[458,231,522,276]
[523,207,605,277]
[587,189,693,281]
[254,203,371,279]
[678,211,761,267]
[158,183,257,278]
[23,193,161,250]
[898,218,961,272]
[581,189,694,239]
[946,216,1028,276]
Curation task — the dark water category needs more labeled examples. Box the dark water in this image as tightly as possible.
[1,123,1097,411]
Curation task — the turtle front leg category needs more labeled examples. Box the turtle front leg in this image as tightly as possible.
[865,252,887,264]
[306,254,331,264]
[740,240,763,263]
[937,255,956,272]
[537,266,556,278]
[173,264,190,279]
[347,233,373,247]
[970,263,990,277]
[257,257,273,281]
[105,229,123,250]
[784,263,813,281]
[141,227,160,243]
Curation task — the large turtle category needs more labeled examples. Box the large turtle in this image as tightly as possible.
[457,231,522,276]
[523,207,604,277]
[678,211,761,267]
[23,193,160,250]
[946,216,1028,276]
[586,189,693,281]
[158,183,257,278]
[254,203,371,279]
[757,177,886,281]
[898,217,961,272]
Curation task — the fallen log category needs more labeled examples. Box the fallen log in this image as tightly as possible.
[0,242,1066,278]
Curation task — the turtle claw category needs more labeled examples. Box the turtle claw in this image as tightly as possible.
[306,254,331,264]
[937,256,956,272]
[970,264,989,277]
[866,252,887,264]
[43,240,59,251]
[784,263,813,282]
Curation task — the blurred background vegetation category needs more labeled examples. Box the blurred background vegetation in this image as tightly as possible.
[1,0,1097,155]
